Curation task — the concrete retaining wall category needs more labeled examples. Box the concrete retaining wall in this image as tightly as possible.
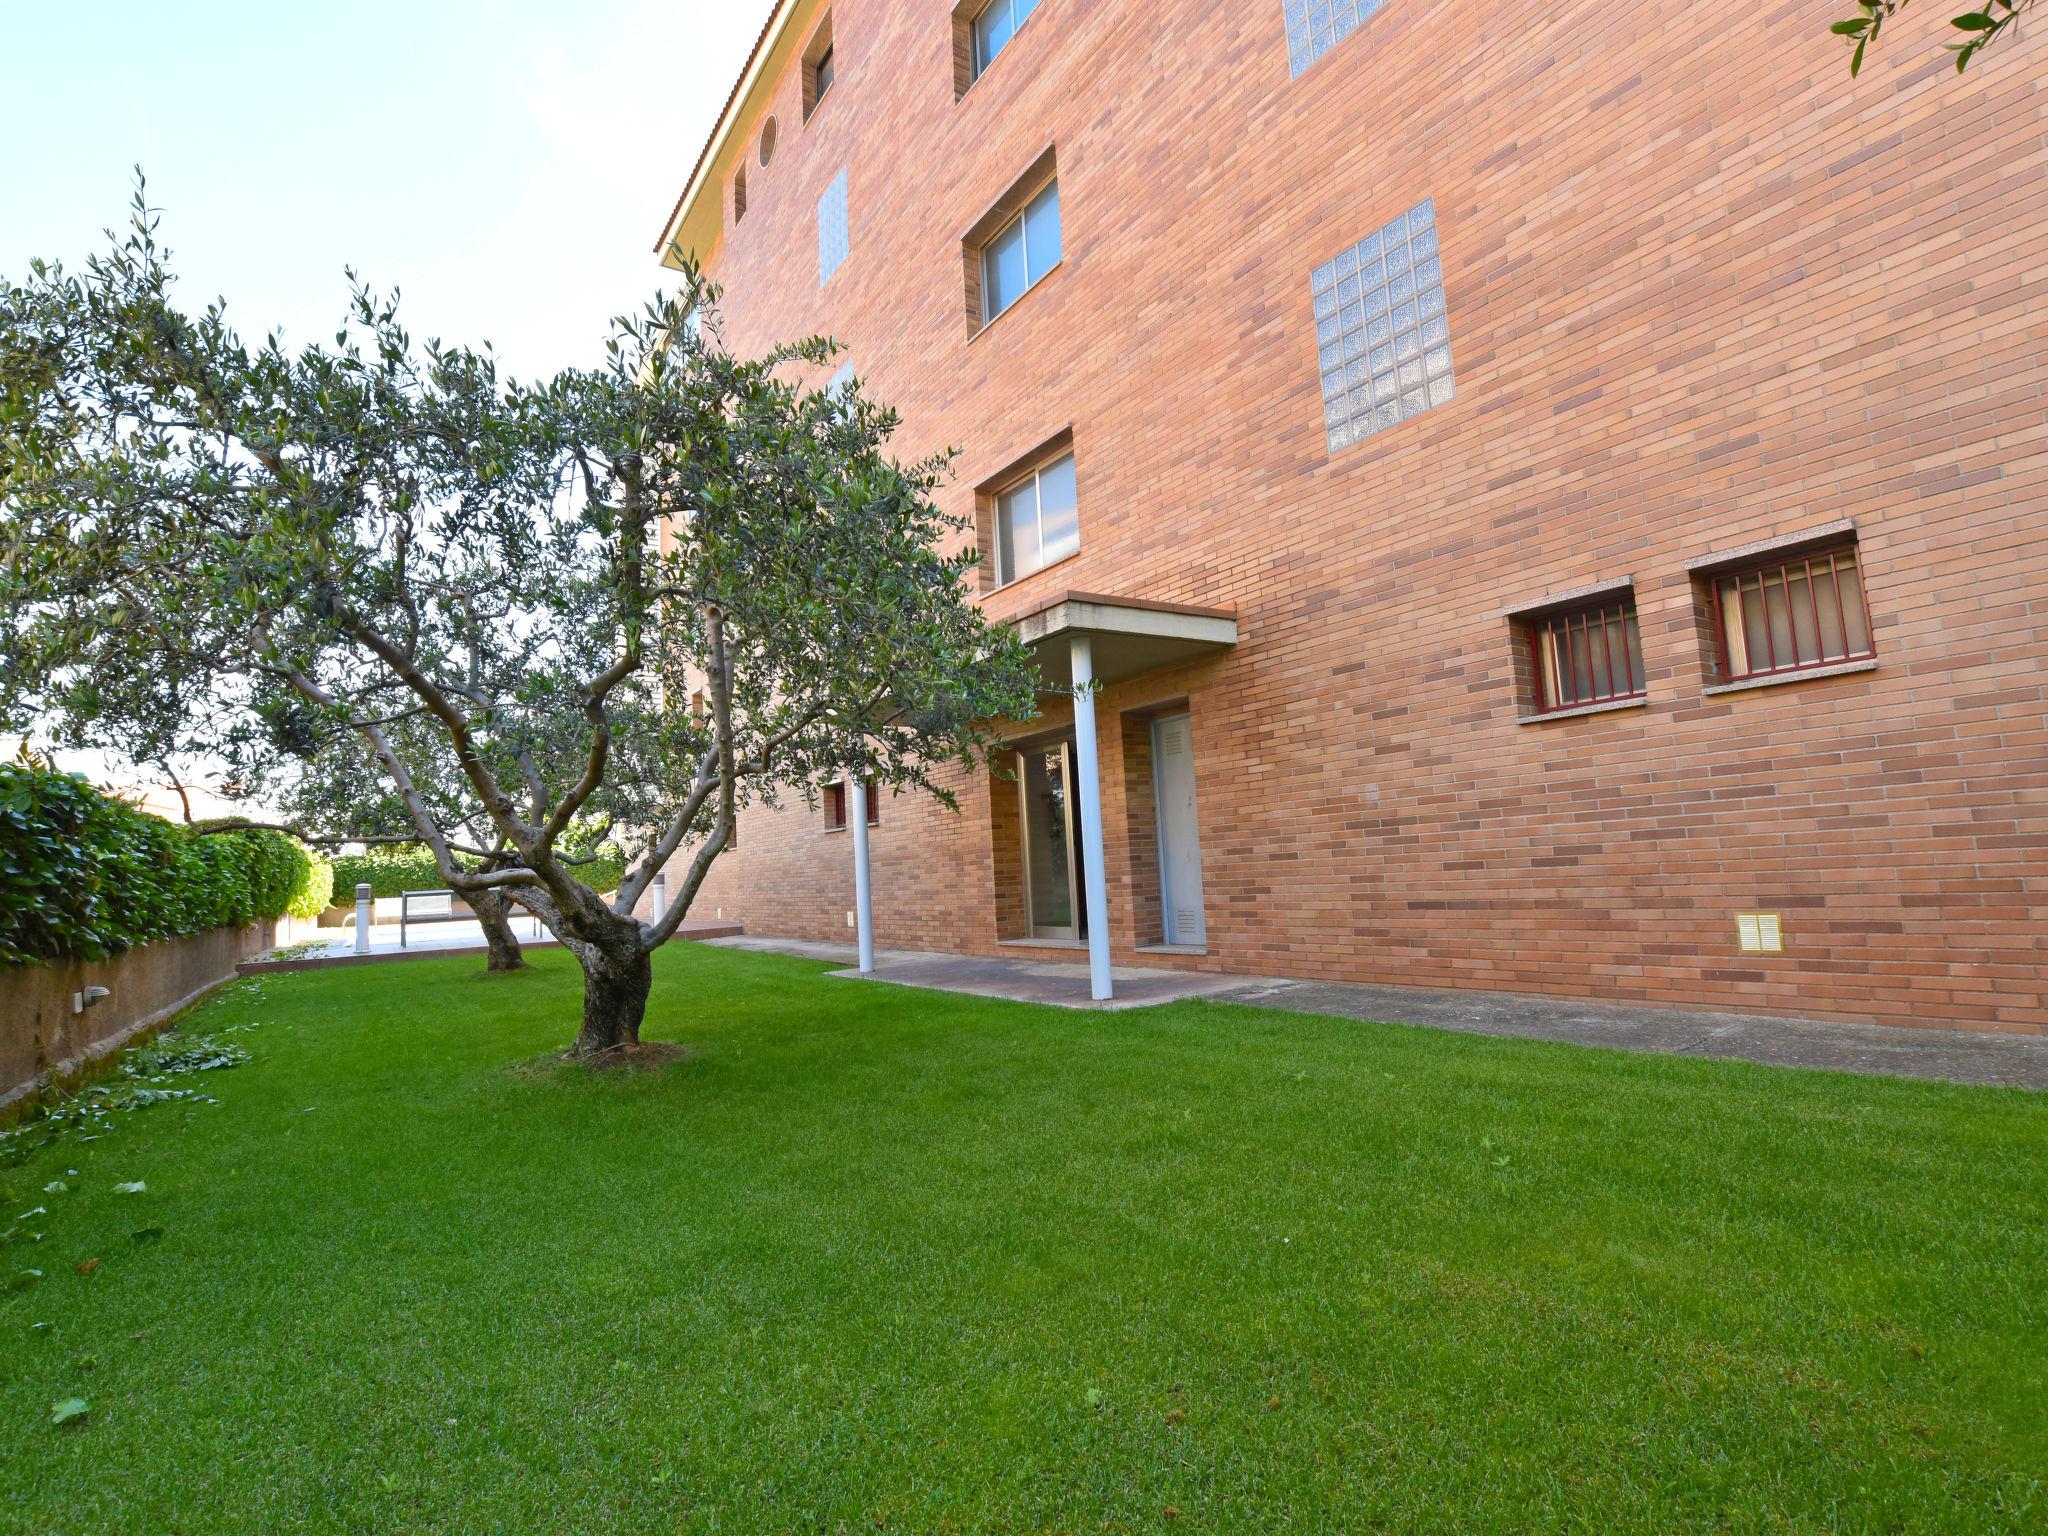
[1,920,281,1111]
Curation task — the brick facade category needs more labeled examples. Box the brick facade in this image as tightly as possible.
[653,0,2048,1033]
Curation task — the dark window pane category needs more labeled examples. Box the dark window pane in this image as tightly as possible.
[1023,180,1061,282]
[984,216,1028,320]
[1787,563,1821,662]
[1741,579,1771,671]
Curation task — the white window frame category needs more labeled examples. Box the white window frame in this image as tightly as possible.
[972,0,1040,79]
[980,178,1059,326]
[993,452,1079,587]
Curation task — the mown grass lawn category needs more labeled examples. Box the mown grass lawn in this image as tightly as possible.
[2,944,2044,1534]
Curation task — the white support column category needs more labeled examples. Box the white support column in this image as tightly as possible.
[353,883,372,955]
[1069,635,1114,1002]
[850,778,876,974]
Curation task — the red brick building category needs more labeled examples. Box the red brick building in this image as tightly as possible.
[651,0,2048,1033]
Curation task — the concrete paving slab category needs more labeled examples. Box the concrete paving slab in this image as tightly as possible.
[708,935,2048,1088]
[1213,977,2048,1089]
[712,935,1264,1009]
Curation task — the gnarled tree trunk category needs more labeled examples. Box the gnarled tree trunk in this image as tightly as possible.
[547,888,653,1058]
[572,943,653,1058]
[469,889,526,972]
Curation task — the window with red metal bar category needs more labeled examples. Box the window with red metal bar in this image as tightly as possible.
[1530,597,1645,713]
[824,780,879,829]
[1714,545,1872,683]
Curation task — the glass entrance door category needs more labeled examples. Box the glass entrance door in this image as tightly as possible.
[1017,742,1087,940]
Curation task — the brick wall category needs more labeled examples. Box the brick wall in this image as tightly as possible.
[664,0,2048,1033]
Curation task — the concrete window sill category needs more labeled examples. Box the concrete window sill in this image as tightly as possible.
[1703,658,1878,696]
[998,937,1085,950]
[1137,943,1207,957]
[1516,696,1649,726]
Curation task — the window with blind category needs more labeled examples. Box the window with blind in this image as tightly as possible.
[1528,596,1646,713]
[1713,545,1872,683]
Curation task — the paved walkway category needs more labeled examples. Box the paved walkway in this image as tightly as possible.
[710,936,2048,1089]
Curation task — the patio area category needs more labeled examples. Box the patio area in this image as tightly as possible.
[243,916,743,973]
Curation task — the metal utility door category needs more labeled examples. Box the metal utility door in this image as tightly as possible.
[1150,714,1206,946]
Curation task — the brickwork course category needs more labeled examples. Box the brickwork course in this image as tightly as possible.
[650,0,2048,1035]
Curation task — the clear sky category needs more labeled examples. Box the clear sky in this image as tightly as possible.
[1,0,767,791]
[0,0,766,380]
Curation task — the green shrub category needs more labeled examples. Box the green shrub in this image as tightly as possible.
[327,846,449,901]
[288,850,334,920]
[328,845,623,904]
[0,765,321,967]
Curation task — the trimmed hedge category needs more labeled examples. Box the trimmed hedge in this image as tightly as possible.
[329,845,624,903]
[0,764,323,967]
[290,849,335,921]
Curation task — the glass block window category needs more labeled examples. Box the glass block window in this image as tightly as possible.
[827,360,854,398]
[1283,0,1385,77]
[974,0,1042,79]
[994,452,1079,586]
[982,178,1061,324]
[1311,197,1451,454]
[818,167,849,286]
[1529,597,1646,713]
[1714,545,1873,683]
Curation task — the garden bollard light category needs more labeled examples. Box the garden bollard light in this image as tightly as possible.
[354,882,372,954]
[652,872,667,924]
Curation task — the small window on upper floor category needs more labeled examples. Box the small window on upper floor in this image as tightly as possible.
[818,166,849,285]
[1283,0,1388,78]
[804,14,837,120]
[733,163,748,225]
[961,148,1060,334]
[992,451,1078,587]
[972,0,1041,79]
[983,183,1058,324]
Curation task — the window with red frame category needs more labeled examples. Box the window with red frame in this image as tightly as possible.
[825,780,880,829]
[1713,544,1872,683]
[1528,595,1645,713]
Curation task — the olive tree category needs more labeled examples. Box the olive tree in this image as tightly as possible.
[1830,0,2029,74]
[0,187,1039,1055]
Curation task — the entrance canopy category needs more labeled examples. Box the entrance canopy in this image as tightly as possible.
[842,591,1237,1007]
[1009,591,1239,691]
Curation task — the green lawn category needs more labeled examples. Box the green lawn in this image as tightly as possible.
[2,946,2044,1534]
